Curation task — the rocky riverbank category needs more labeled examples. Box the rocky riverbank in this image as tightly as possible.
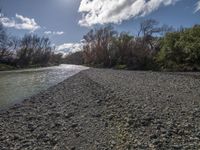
[0,68,200,149]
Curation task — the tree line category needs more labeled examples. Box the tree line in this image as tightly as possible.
[0,12,63,70]
[65,20,200,71]
[0,24,63,70]
[1,14,200,71]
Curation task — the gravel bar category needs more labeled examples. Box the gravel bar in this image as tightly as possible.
[0,68,200,150]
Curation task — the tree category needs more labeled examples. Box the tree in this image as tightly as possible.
[0,12,20,64]
[83,26,117,67]
[111,32,134,66]
[0,22,15,61]
[82,23,160,70]
[138,19,174,53]
[156,25,200,71]
[138,19,160,37]
[17,34,52,67]
[49,53,63,65]
[63,51,84,65]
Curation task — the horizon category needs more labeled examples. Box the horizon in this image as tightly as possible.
[0,0,200,54]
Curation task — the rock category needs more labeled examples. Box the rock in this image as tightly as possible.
[75,133,80,138]
[92,113,101,118]
[150,134,157,140]
[54,122,62,127]
[71,123,78,128]
[172,145,183,149]
[96,100,102,104]
[108,114,114,120]
[110,140,116,146]
[141,117,152,126]
[83,105,89,108]
[152,139,160,146]
[196,131,200,138]
[104,122,108,127]
[64,113,74,119]
[27,123,35,132]
[71,146,76,150]
[125,117,134,127]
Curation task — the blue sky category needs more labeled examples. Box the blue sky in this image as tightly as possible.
[0,0,200,53]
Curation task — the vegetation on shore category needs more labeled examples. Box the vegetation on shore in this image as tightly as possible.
[1,11,200,72]
[65,20,200,71]
[0,63,16,71]
[0,16,63,71]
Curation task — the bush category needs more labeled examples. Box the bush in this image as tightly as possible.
[114,64,127,70]
[156,25,200,71]
[0,63,16,71]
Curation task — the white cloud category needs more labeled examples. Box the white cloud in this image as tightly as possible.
[44,31,64,35]
[44,31,52,35]
[56,31,64,35]
[0,14,40,32]
[56,42,84,55]
[78,0,179,27]
[195,0,200,12]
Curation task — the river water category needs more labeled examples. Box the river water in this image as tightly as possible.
[0,64,88,107]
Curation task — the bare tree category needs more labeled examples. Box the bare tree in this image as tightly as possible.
[138,19,160,37]
[0,11,18,62]
[138,19,175,49]
[0,24,14,60]
[17,34,52,67]
[83,26,117,66]
[137,19,165,52]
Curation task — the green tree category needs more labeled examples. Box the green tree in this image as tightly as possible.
[156,25,200,71]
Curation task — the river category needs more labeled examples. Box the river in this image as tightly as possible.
[0,64,88,107]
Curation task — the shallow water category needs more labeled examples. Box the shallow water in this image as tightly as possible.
[0,64,88,107]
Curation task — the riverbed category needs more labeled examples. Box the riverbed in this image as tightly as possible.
[0,68,200,149]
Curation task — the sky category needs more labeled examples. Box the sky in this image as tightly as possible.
[0,0,200,54]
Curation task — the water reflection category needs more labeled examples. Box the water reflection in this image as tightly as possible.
[0,64,88,107]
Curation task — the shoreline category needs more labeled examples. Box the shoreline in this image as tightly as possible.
[0,63,60,72]
[0,65,88,111]
[1,69,199,111]
[0,68,200,149]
